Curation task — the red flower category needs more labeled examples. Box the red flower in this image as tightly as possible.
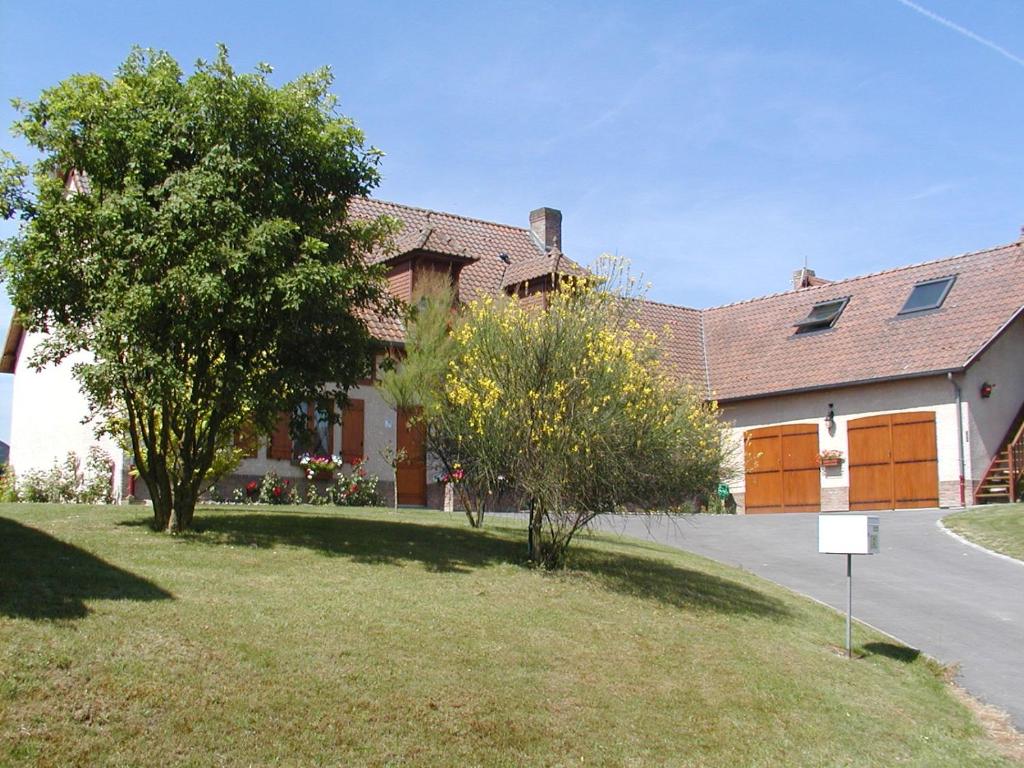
[272,486,283,497]
[349,483,358,494]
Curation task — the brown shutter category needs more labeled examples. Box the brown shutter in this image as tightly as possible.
[268,411,293,460]
[234,421,259,458]
[341,399,365,464]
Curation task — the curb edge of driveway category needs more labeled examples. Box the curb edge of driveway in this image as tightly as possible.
[936,520,1024,569]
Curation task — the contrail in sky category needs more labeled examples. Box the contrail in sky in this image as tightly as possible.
[894,0,1024,68]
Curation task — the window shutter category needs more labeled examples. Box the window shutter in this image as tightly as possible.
[341,399,365,464]
[268,411,293,460]
[234,421,259,458]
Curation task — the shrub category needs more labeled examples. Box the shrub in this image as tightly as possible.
[258,472,295,505]
[331,459,380,506]
[15,448,115,503]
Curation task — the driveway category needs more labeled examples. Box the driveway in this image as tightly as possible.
[594,508,1024,729]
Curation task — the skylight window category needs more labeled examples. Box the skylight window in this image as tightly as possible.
[899,276,956,315]
[794,298,848,333]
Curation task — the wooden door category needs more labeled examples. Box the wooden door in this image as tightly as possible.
[395,407,427,506]
[744,424,821,513]
[848,411,938,510]
[341,399,365,464]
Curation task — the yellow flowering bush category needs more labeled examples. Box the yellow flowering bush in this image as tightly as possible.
[398,257,729,567]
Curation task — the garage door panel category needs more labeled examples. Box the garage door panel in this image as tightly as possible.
[892,420,937,463]
[782,467,821,512]
[744,425,820,514]
[782,432,819,471]
[849,411,938,511]
[849,464,893,508]
[893,462,939,507]
[745,471,783,513]
[848,424,891,465]
[745,430,782,473]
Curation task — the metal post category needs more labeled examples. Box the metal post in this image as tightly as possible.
[846,553,853,658]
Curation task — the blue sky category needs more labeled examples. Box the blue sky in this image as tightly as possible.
[1,0,1023,442]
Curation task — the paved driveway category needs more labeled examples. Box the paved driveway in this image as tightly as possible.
[594,509,1024,729]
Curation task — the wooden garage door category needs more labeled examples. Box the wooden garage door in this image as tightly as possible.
[848,411,938,510]
[744,424,821,514]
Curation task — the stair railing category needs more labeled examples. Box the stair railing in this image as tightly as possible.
[1010,421,1024,503]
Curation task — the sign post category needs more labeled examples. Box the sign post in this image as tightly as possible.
[818,515,880,658]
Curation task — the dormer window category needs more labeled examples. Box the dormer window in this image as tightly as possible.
[794,298,848,334]
[898,276,955,315]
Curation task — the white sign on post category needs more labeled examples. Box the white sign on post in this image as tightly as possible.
[818,514,880,658]
[818,515,880,555]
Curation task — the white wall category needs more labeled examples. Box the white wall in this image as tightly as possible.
[8,330,125,498]
[720,374,965,510]
[961,316,1024,487]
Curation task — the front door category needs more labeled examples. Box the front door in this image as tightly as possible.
[395,407,427,506]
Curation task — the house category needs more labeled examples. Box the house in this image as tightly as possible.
[2,198,1023,511]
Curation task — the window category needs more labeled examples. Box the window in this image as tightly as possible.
[794,298,849,333]
[899,276,955,315]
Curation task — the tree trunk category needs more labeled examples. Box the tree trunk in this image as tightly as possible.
[528,501,544,563]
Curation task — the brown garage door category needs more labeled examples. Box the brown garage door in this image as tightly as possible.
[848,411,938,510]
[744,424,821,514]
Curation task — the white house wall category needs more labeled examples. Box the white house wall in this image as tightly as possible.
[8,330,125,499]
[961,315,1024,496]
[720,375,965,512]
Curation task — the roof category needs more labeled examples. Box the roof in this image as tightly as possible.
[5,190,1022,404]
[500,248,588,288]
[0,320,23,374]
[629,299,706,390]
[348,198,544,302]
[374,223,478,266]
[704,240,1024,401]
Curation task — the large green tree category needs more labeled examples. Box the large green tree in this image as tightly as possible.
[0,46,397,531]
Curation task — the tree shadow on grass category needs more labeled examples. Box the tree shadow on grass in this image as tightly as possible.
[155,511,523,575]
[568,547,790,618]
[130,510,788,617]
[0,516,173,620]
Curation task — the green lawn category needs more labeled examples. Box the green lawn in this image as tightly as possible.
[0,504,1017,767]
[944,504,1024,562]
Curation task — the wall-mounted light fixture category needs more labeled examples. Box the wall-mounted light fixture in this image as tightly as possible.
[980,382,995,399]
[825,403,836,430]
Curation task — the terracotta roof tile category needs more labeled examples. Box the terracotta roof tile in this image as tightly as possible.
[348,198,544,303]
[704,241,1024,401]
[630,299,707,391]
[500,248,588,288]
[345,196,1024,401]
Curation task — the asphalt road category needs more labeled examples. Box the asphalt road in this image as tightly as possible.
[594,508,1024,729]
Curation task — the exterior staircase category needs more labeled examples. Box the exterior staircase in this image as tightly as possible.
[975,407,1024,504]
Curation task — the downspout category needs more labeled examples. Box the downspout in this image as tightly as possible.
[948,372,967,507]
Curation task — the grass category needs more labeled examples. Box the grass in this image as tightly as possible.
[0,504,1018,767]
[944,504,1024,562]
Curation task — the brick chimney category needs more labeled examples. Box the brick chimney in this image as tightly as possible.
[530,207,562,251]
[792,267,816,290]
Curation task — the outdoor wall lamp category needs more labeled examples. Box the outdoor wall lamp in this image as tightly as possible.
[980,382,995,399]
[825,404,835,430]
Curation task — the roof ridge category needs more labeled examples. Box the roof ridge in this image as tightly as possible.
[362,197,534,237]
[704,239,1020,312]
[640,296,701,313]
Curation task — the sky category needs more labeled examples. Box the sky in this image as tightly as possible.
[1,0,1023,442]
